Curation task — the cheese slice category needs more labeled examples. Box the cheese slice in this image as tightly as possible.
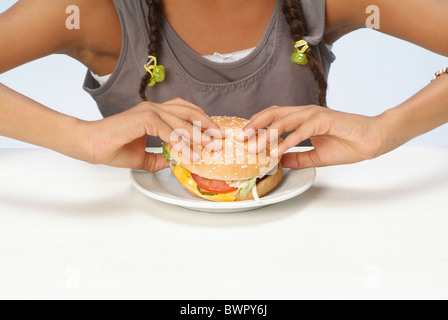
[172,164,238,202]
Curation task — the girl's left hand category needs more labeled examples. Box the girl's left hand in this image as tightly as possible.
[238,105,387,169]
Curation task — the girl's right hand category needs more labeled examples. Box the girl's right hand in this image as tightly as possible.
[82,98,224,172]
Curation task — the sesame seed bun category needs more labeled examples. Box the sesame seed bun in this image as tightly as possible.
[166,116,281,181]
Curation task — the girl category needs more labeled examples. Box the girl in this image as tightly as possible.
[0,0,447,172]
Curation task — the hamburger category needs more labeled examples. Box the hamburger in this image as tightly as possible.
[163,116,282,202]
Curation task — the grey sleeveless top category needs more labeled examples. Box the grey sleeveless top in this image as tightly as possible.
[83,0,335,146]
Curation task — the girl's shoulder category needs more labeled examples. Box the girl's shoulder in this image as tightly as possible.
[0,0,121,74]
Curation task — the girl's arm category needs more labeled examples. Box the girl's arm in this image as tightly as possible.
[0,0,221,171]
[378,73,448,156]
[0,0,91,159]
[351,0,448,56]
[326,0,448,55]
[240,73,448,169]
[0,83,89,161]
[241,0,448,169]
[0,76,222,170]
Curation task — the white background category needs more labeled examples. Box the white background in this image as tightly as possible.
[0,0,447,148]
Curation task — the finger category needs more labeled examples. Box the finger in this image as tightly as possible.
[162,97,207,115]
[270,126,312,157]
[150,118,201,162]
[270,119,319,157]
[162,105,226,137]
[247,106,288,125]
[147,116,176,143]
[161,99,226,137]
[158,111,222,151]
[248,112,308,154]
[171,138,201,163]
[238,106,311,141]
[140,153,170,172]
[247,127,284,154]
[271,131,304,156]
[254,108,328,156]
[237,107,281,141]
[281,150,321,169]
[245,106,311,127]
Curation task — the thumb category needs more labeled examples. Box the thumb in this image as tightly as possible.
[140,152,170,172]
[281,150,320,169]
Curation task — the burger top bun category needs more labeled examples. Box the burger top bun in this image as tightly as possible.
[165,116,281,181]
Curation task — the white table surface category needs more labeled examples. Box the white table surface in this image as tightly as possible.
[1,146,448,300]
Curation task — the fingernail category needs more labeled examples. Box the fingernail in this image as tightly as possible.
[271,148,279,157]
[212,140,222,151]
[192,152,200,162]
[205,140,222,151]
[248,143,258,154]
[236,131,246,142]
[220,129,227,137]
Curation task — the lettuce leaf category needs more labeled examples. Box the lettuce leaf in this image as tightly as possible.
[240,178,256,197]
[162,143,171,162]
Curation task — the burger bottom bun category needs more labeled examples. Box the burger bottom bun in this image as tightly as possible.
[170,162,283,202]
[236,163,282,201]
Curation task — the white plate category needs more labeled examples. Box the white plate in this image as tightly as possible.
[130,166,316,213]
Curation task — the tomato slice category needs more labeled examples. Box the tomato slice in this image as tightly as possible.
[191,173,238,194]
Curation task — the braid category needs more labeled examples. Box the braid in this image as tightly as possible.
[139,0,163,101]
[282,0,328,107]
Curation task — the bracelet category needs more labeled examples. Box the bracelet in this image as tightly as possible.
[431,67,448,82]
